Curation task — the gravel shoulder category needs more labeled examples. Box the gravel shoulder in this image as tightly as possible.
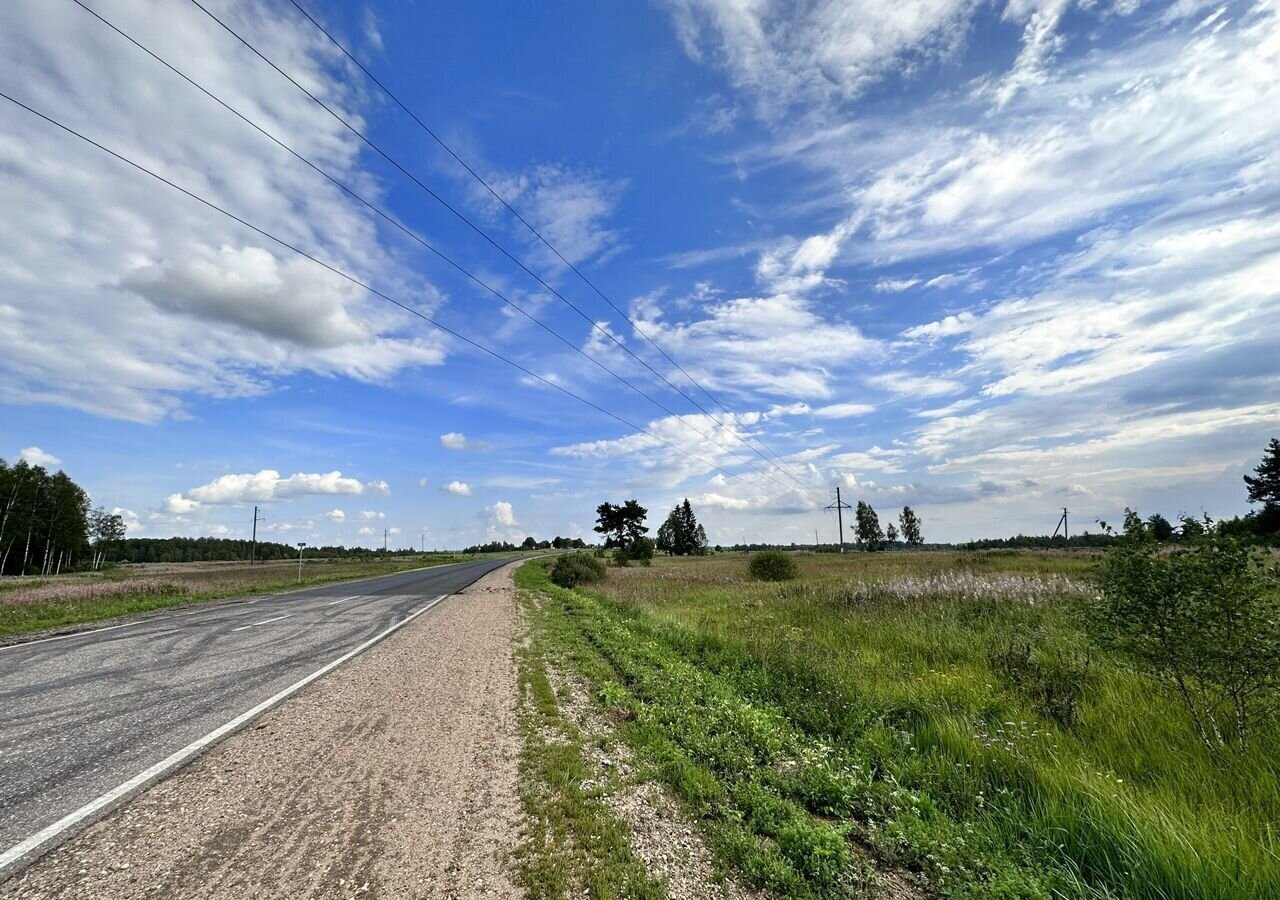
[1,563,524,899]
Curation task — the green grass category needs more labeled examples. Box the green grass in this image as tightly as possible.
[514,583,667,900]
[517,551,1280,899]
[0,553,502,638]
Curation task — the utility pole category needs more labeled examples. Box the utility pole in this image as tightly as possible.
[383,528,388,553]
[1052,507,1070,548]
[250,506,263,565]
[421,532,425,553]
[825,486,852,553]
[814,528,820,549]
[296,542,306,582]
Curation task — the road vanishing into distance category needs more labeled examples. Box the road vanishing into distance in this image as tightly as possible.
[0,557,517,876]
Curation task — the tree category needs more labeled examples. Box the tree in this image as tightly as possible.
[853,501,884,551]
[885,523,899,546]
[1146,512,1175,543]
[1178,514,1207,541]
[594,500,649,550]
[0,458,90,576]
[899,506,923,547]
[88,506,127,570]
[521,535,538,550]
[656,498,709,556]
[1244,438,1280,533]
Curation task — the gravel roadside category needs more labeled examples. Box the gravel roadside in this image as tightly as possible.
[1,563,524,900]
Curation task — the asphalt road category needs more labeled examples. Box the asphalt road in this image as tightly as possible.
[0,557,517,872]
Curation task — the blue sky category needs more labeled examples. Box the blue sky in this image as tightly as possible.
[2,0,1277,547]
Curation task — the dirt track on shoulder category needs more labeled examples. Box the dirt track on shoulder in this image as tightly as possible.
[2,564,523,900]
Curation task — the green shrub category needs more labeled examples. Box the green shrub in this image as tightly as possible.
[1089,510,1280,751]
[549,551,607,588]
[615,536,655,568]
[748,550,799,582]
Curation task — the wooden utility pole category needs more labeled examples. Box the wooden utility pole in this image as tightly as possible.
[825,487,852,553]
[249,505,263,565]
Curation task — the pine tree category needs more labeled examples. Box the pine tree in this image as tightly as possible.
[1244,438,1280,533]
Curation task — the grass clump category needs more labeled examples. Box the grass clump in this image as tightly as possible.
[550,551,607,588]
[748,550,799,582]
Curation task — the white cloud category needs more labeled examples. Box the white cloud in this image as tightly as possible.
[170,469,387,508]
[812,402,875,419]
[870,371,965,398]
[634,292,879,400]
[442,480,472,496]
[440,432,487,451]
[0,0,447,422]
[358,510,385,520]
[661,0,978,120]
[485,164,627,265]
[18,446,61,467]
[488,501,517,527]
[874,277,921,293]
[417,477,430,488]
[325,508,345,522]
[163,493,200,514]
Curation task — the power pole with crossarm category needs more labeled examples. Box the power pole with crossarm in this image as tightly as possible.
[825,487,852,554]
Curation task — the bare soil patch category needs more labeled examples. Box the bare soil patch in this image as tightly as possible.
[1,564,523,899]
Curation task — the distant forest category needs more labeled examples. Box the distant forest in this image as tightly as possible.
[113,537,423,564]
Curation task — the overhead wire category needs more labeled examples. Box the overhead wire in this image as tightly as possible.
[181,0,827,501]
[0,89,776,491]
[283,0,827,492]
[66,0,812,503]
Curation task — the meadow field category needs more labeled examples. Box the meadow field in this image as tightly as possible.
[516,550,1280,899]
[0,553,493,638]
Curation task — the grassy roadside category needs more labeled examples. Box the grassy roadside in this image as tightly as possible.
[514,570,667,900]
[516,553,1280,899]
[0,553,509,639]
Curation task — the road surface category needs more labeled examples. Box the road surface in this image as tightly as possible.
[0,557,516,876]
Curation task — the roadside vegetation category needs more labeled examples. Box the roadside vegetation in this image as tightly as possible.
[0,552,501,638]
[516,541,1280,899]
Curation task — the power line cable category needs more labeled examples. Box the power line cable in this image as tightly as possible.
[0,89,771,490]
[182,0,824,500]
[284,0,827,491]
[67,0,810,503]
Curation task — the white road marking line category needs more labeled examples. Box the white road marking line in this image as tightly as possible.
[0,592,452,877]
[0,621,140,652]
[326,594,363,606]
[0,557,504,652]
[230,614,292,632]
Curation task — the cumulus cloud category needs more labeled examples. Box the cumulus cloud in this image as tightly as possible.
[18,446,61,467]
[122,246,373,349]
[168,469,388,509]
[358,510,385,520]
[442,481,472,496]
[488,501,517,526]
[0,0,447,422]
[325,508,345,522]
[440,432,487,451]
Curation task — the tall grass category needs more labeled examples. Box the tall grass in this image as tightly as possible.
[535,551,1280,898]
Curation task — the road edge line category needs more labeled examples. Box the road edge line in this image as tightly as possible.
[0,592,450,881]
